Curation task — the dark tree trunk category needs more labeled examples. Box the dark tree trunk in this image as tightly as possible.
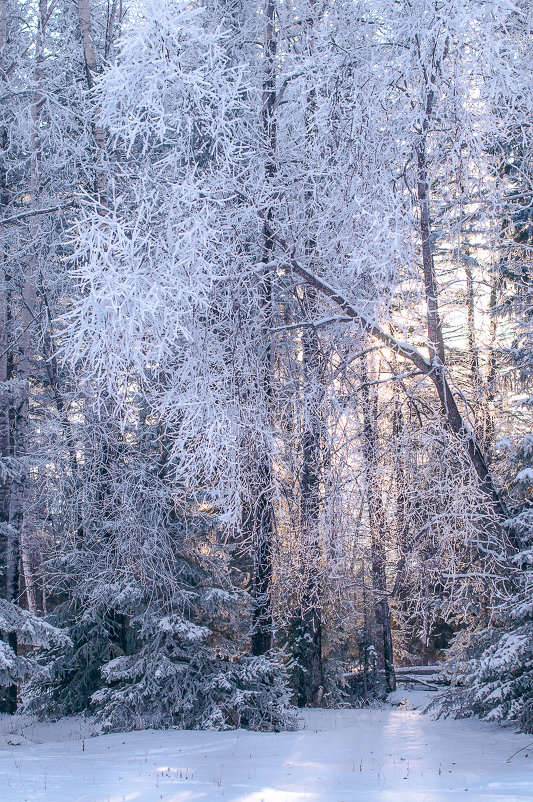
[250,466,275,656]
[294,2,324,706]
[2,0,49,713]
[0,0,11,567]
[78,0,107,202]
[415,115,514,549]
[0,0,15,714]
[296,284,324,706]
[250,0,278,656]
[361,357,396,695]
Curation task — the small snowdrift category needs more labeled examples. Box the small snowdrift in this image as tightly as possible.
[1,694,533,801]
[0,713,99,750]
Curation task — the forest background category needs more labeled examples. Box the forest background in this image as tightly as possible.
[0,0,532,735]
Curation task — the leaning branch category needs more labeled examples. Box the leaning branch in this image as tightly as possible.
[258,211,432,375]
[259,211,513,539]
[272,315,352,333]
[0,205,67,226]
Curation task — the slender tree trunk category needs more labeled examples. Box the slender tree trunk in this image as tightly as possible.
[361,356,396,694]
[415,126,445,366]
[297,285,324,705]
[391,385,409,609]
[483,269,499,459]
[294,1,324,705]
[78,0,107,202]
[250,0,278,656]
[414,91,514,549]
[5,0,49,711]
[0,0,6,56]
[464,258,481,387]
[21,545,38,613]
[0,0,15,713]
[0,0,11,541]
[104,0,120,62]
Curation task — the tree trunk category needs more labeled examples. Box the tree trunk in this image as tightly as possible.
[415,97,514,549]
[361,355,396,694]
[391,384,410,626]
[78,0,107,202]
[249,465,274,656]
[464,258,481,387]
[249,0,278,656]
[4,0,49,711]
[0,0,6,56]
[0,0,11,550]
[294,2,324,706]
[483,270,499,458]
[0,0,14,714]
[297,287,324,705]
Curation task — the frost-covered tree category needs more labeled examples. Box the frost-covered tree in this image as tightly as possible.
[0,598,70,711]
[53,0,299,729]
[0,0,96,712]
[428,0,533,729]
[23,403,295,730]
[2,0,532,727]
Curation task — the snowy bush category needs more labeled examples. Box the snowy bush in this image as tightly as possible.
[91,613,296,732]
[0,600,70,688]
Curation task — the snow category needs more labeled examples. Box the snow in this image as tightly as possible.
[2,693,533,801]
[516,469,533,483]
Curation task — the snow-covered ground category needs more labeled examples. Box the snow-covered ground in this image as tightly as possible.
[2,691,533,801]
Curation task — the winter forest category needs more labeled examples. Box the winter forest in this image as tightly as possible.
[1,0,533,773]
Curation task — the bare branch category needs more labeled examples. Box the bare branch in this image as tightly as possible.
[0,204,67,226]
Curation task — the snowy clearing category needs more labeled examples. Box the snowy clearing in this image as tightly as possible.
[2,692,533,802]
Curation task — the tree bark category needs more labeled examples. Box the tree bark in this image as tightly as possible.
[294,1,324,706]
[483,270,499,458]
[0,0,11,542]
[391,387,409,611]
[415,108,445,367]
[361,355,396,694]
[0,1,6,59]
[250,0,278,656]
[297,286,324,705]
[0,0,14,715]
[5,0,48,711]
[78,0,107,202]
